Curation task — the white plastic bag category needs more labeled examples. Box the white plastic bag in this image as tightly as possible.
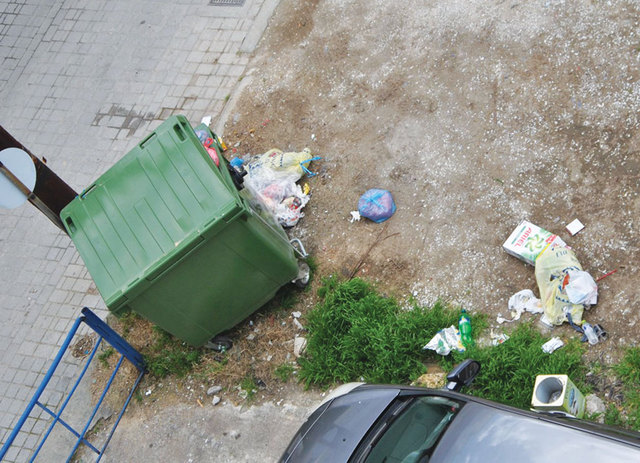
[423,325,465,356]
[565,270,598,305]
[499,289,543,323]
[541,337,565,354]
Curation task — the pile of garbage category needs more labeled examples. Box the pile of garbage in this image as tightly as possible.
[233,148,320,228]
[500,220,607,350]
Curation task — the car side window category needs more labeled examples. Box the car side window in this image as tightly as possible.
[363,396,461,463]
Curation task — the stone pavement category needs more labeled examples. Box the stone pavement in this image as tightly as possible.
[0,0,279,460]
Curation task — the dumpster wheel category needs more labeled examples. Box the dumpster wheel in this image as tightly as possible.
[293,261,311,289]
[205,335,233,352]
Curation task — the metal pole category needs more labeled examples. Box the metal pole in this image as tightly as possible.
[0,125,77,233]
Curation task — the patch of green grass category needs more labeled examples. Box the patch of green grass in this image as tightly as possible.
[605,404,626,428]
[144,328,202,378]
[613,347,640,430]
[274,363,295,382]
[97,347,115,368]
[240,376,258,401]
[441,323,586,409]
[299,277,590,414]
[299,277,483,387]
[117,311,139,338]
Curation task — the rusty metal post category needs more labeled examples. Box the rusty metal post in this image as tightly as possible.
[0,125,77,233]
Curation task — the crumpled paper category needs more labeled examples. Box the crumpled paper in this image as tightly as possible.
[497,289,543,324]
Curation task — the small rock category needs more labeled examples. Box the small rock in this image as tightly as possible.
[294,336,307,357]
[207,385,222,396]
[586,394,606,422]
[411,373,446,389]
[246,333,256,341]
[212,396,221,406]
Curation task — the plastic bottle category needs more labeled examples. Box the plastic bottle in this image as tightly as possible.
[459,309,473,348]
[582,323,599,345]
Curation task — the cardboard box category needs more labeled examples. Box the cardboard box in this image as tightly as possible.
[503,221,566,265]
[531,374,585,418]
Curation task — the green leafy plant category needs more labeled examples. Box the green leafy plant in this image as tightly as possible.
[240,376,258,401]
[613,347,640,430]
[605,404,626,428]
[274,363,295,382]
[144,328,202,378]
[97,347,115,367]
[299,277,482,387]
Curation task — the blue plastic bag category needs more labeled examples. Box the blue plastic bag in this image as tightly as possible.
[358,189,396,223]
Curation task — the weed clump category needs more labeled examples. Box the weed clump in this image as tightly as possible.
[299,278,470,387]
[613,347,640,430]
[144,328,202,378]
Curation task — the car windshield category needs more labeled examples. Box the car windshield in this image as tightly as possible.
[363,396,460,463]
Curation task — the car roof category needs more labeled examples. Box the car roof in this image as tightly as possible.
[431,401,640,463]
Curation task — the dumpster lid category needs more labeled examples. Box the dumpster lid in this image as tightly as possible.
[61,116,241,306]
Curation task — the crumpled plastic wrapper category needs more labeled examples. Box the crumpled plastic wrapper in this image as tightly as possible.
[423,325,465,356]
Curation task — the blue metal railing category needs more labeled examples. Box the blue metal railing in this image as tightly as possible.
[0,307,145,462]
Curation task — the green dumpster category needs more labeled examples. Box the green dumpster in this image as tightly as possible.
[60,115,300,347]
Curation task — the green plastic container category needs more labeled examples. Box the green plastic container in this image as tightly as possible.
[60,115,299,346]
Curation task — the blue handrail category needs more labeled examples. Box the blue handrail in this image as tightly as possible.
[0,308,145,462]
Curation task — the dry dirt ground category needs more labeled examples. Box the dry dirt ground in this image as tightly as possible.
[86,0,640,459]
[225,0,640,363]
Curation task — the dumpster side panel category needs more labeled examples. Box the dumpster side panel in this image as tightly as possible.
[113,210,298,346]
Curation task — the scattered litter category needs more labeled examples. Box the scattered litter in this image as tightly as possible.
[291,311,301,318]
[581,322,599,345]
[230,157,244,168]
[596,269,617,282]
[566,219,585,236]
[541,337,564,354]
[349,210,361,223]
[311,133,316,141]
[535,245,595,325]
[293,336,307,357]
[197,399,204,408]
[212,396,221,406]
[229,430,240,440]
[423,325,465,356]
[503,220,566,266]
[200,115,212,127]
[458,309,474,348]
[293,318,304,330]
[194,128,221,166]
[145,389,153,396]
[498,289,543,323]
[244,148,321,228]
[565,270,598,305]
[246,333,256,341]
[490,331,510,346]
[358,189,396,223]
[207,385,222,396]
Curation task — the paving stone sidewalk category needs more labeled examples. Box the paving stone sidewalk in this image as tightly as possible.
[0,0,278,460]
